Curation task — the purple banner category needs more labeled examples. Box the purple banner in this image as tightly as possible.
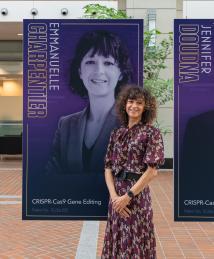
[174,19,214,221]
[23,19,143,220]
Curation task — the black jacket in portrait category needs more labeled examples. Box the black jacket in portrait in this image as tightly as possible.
[180,110,214,201]
[46,106,119,174]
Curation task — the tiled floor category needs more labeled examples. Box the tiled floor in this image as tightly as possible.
[1,159,214,258]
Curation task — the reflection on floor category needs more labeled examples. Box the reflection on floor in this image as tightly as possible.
[0,160,214,259]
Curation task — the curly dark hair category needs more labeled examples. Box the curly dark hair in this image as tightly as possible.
[116,85,157,125]
[70,30,133,97]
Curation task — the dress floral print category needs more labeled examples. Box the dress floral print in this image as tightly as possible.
[102,122,164,259]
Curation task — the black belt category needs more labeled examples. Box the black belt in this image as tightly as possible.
[116,171,142,181]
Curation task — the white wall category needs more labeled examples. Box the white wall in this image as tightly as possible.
[1,80,22,96]
[0,96,22,121]
[183,0,214,18]
[0,1,117,21]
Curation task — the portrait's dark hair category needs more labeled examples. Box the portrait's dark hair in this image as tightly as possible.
[116,85,157,125]
[70,30,133,97]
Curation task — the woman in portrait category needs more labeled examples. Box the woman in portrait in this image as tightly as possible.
[46,30,133,174]
[102,85,164,258]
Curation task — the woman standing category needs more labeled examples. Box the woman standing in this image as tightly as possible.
[102,85,164,258]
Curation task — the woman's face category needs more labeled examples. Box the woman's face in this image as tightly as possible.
[125,98,145,121]
[79,49,122,96]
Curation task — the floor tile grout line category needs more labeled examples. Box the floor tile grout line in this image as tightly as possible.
[0,195,21,199]
[0,169,22,171]
[182,222,206,259]
[157,180,172,206]
[154,224,167,259]
[0,201,22,204]
[151,188,167,259]
[197,222,214,245]
[166,179,173,192]
[151,182,186,258]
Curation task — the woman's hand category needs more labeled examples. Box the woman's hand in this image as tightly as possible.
[119,206,131,218]
[111,195,131,218]
[111,194,119,202]
[112,194,131,213]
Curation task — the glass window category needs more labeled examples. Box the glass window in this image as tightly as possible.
[147,9,156,46]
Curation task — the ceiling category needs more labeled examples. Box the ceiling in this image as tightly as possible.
[0,1,117,40]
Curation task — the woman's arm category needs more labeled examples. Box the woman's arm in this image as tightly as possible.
[104,168,118,200]
[129,166,158,196]
[113,166,158,212]
[105,168,131,218]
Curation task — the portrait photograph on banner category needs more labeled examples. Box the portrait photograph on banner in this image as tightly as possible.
[174,19,214,221]
[23,19,143,220]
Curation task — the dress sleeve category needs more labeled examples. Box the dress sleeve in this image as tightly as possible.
[143,127,165,168]
[104,130,116,169]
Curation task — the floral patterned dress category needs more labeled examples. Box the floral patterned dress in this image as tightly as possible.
[101,122,164,259]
